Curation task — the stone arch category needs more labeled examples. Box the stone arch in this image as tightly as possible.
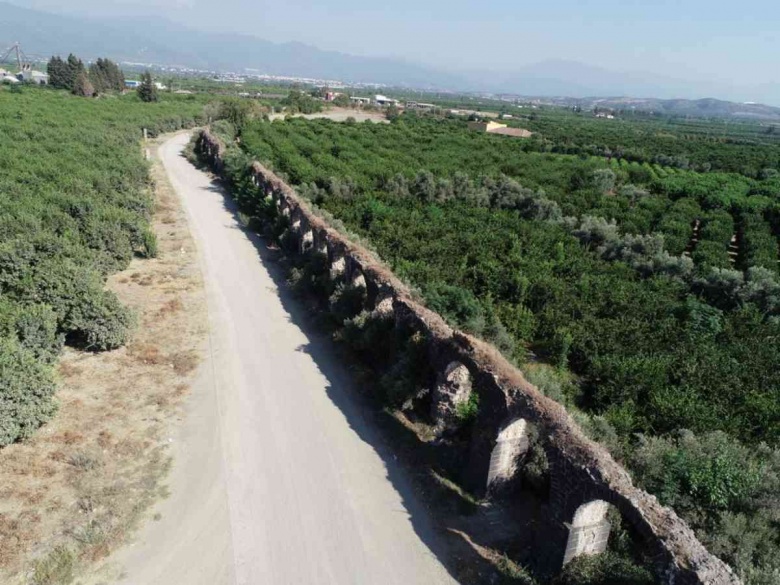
[486,417,530,491]
[329,252,346,280]
[350,268,367,289]
[431,361,473,431]
[372,286,395,315]
[300,230,314,253]
[314,232,329,256]
[562,499,611,565]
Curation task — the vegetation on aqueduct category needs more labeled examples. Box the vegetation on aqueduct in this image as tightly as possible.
[0,86,212,447]
[209,109,780,584]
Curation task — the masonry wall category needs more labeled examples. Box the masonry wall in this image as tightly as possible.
[195,129,741,585]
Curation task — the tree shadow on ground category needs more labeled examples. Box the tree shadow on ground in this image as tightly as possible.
[193,163,539,584]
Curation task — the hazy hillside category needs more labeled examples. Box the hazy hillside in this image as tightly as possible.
[528,95,780,121]
[0,2,464,88]
[2,1,779,112]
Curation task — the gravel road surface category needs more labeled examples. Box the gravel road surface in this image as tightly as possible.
[112,132,456,585]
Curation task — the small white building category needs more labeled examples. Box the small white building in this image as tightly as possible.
[405,101,436,110]
[350,96,371,106]
[374,94,399,107]
[18,67,48,85]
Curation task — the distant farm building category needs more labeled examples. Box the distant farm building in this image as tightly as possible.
[125,80,141,89]
[374,94,400,107]
[350,96,371,106]
[468,120,533,138]
[405,101,437,110]
[17,66,48,85]
[324,91,344,102]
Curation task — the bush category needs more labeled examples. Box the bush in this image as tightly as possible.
[140,228,158,259]
[66,290,134,351]
[455,390,480,423]
[554,552,654,585]
[0,337,57,446]
[631,430,780,582]
[0,300,62,363]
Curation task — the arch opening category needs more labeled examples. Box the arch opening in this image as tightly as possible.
[330,254,346,279]
[486,418,530,491]
[350,268,367,289]
[563,499,612,565]
[431,361,472,430]
[301,230,314,253]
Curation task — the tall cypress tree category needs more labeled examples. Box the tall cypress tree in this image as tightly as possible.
[64,54,85,90]
[46,56,68,89]
[137,71,158,103]
[88,58,126,93]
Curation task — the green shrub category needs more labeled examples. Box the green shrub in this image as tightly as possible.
[0,300,62,363]
[0,336,57,446]
[140,227,158,259]
[455,390,480,423]
[554,552,654,585]
[66,290,134,351]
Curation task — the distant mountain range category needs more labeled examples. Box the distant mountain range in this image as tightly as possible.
[527,96,780,121]
[0,2,463,88]
[2,1,779,117]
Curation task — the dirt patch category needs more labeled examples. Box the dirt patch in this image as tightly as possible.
[0,132,208,584]
[269,107,389,124]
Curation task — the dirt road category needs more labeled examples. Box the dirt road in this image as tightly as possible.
[113,132,457,585]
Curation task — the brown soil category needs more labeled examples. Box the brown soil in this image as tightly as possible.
[0,133,208,584]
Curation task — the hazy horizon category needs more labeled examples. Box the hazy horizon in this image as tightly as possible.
[5,0,780,104]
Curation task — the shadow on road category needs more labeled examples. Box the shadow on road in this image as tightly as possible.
[190,154,534,585]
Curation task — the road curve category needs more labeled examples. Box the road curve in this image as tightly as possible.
[113,132,457,585]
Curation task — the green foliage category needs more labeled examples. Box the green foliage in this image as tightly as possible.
[554,552,654,585]
[0,337,57,446]
[218,98,262,134]
[221,112,780,580]
[88,57,125,93]
[631,431,780,582]
[0,300,62,363]
[281,90,322,114]
[137,71,159,103]
[66,289,134,351]
[633,431,763,511]
[140,228,158,259]
[0,86,211,444]
[46,54,85,91]
[455,390,480,423]
[71,71,94,98]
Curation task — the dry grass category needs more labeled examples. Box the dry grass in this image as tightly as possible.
[0,134,208,584]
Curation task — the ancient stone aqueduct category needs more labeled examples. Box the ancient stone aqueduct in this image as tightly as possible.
[195,129,740,585]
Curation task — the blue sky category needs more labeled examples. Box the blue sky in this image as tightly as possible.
[14,0,780,87]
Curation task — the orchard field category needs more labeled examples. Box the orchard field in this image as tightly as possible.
[232,111,780,583]
[0,86,210,446]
